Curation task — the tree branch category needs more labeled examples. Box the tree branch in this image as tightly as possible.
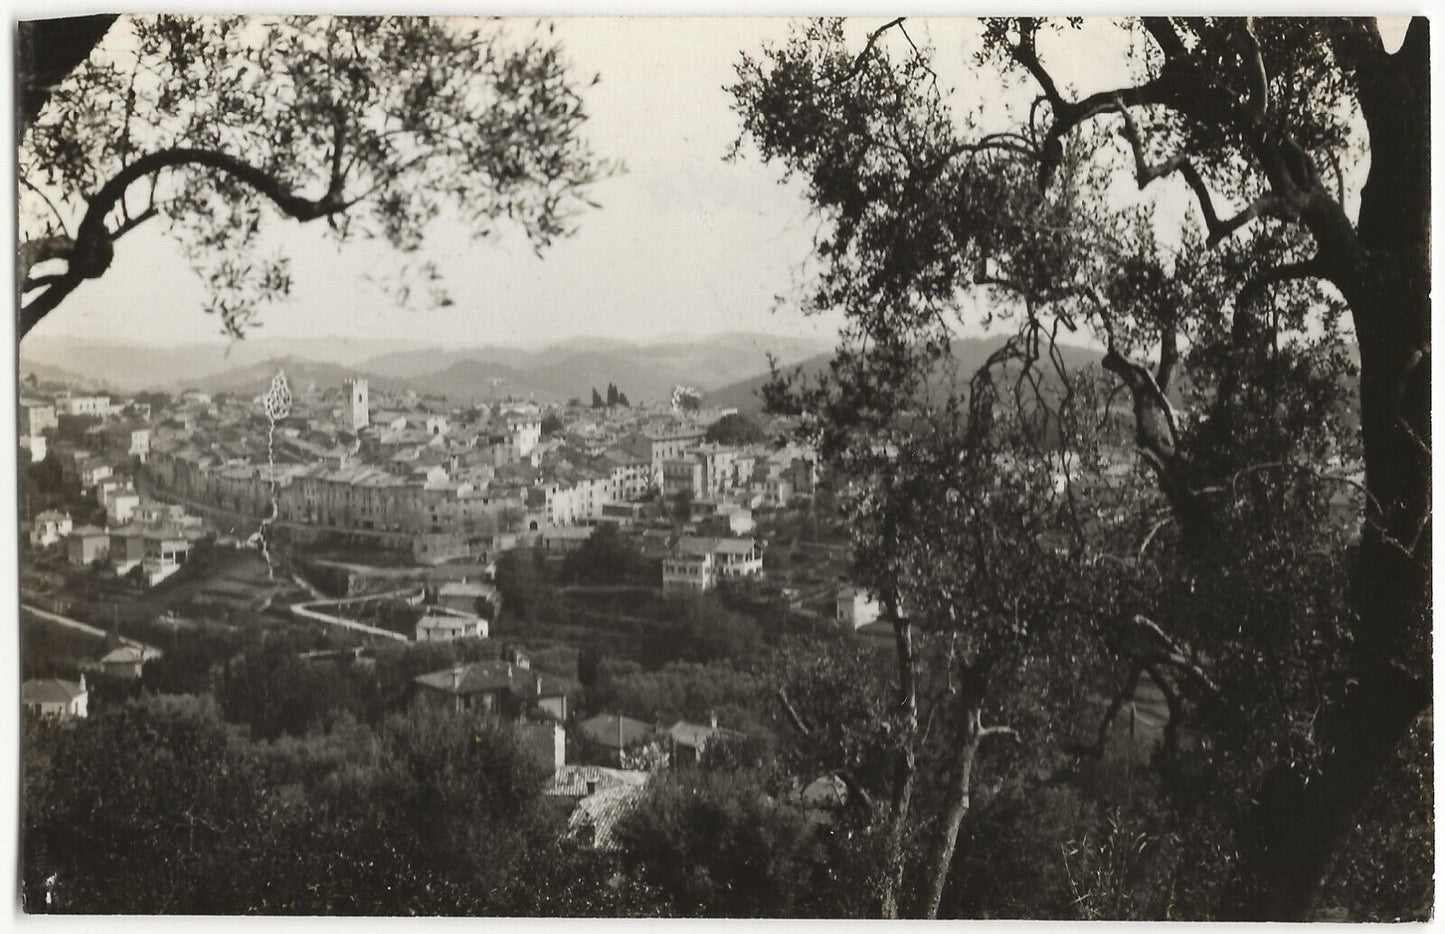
[1179,163,1286,246]
[1239,255,1328,303]
[20,176,72,236]
[1112,97,1190,189]
[20,146,355,339]
[833,17,906,85]
[1102,344,1180,455]
[1235,17,1270,126]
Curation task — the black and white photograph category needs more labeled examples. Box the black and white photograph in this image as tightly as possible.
[11,10,1434,920]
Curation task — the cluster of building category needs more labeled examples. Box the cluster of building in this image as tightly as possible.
[22,385,208,587]
[59,502,205,586]
[129,375,814,581]
[23,370,825,605]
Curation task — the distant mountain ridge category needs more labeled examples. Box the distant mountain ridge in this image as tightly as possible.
[19,331,836,403]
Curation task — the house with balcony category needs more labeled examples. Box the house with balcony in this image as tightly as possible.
[662,535,762,592]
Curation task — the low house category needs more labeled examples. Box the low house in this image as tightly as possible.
[414,610,489,643]
[836,585,882,630]
[30,510,72,548]
[546,765,653,852]
[436,580,499,615]
[414,656,571,721]
[99,643,163,680]
[546,764,650,800]
[22,676,89,719]
[563,782,651,853]
[668,715,743,766]
[540,525,594,553]
[67,526,109,566]
[578,713,659,768]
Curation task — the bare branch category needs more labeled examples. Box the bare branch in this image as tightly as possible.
[776,688,877,815]
[1179,163,1286,246]
[776,687,813,739]
[20,176,71,237]
[833,17,906,86]
[1235,17,1270,126]
[1112,98,1189,188]
[978,723,1020,742]
[1239,255,1328,303]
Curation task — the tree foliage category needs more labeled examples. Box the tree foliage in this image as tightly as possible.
[730,15,1429,920]
[19,14,610,337]
[23,693,592,914]
[614,769,855,917]
[704,412,767,446]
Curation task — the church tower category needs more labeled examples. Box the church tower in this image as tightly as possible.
[342,377,369,432]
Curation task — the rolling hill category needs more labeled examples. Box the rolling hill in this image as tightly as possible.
[705,336,1110,415]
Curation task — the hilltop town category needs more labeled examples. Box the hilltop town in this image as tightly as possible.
[19,365,872,875]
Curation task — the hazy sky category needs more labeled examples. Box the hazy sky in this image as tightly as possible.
[25,14,1395,350]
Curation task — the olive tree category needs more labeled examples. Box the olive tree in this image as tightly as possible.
[19,14,610,338]
[731,16,1428,920]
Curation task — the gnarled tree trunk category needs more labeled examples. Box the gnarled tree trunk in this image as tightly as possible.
[1223,18,1431,920]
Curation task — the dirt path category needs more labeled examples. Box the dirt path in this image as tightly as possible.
[22,604,161,654]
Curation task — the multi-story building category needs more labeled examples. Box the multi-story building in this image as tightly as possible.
[597,446,652,502]
[102,485,141,524]
[79,461,114,490]
[19,400,56,437]
[631,426,706,486]
[505,412,542,457]
[59,395,111,417]
[662,535,762,592]
[20,433,47,463]
[662,457,704,500]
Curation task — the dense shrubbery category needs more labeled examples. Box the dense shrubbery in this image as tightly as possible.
[704,412,767,446]
[22,695,630,915]
[560,525,657,587]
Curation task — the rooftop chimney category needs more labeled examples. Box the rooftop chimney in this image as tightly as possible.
[451,663,464,692]
[709,711,718,729]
